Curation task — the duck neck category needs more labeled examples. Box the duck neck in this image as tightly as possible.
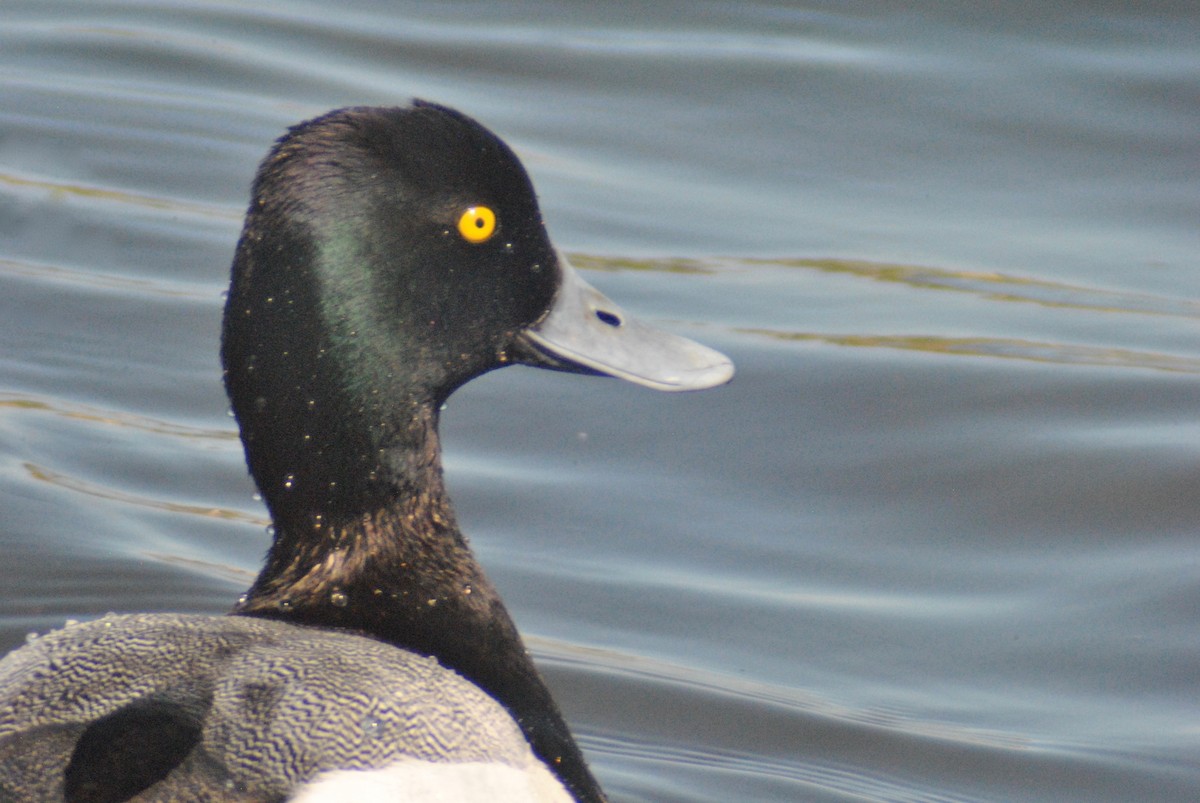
[235,406,606,803]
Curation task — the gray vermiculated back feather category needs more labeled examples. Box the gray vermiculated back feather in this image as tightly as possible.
[0,613,542,801]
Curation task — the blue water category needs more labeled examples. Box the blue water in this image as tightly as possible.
[2,2,1198,800]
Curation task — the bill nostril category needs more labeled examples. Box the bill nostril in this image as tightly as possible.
[594,309,622,328]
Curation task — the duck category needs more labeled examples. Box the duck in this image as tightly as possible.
[0,100,733,802]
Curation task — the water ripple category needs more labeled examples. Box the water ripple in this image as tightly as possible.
[736,329,1200,374]
[23,461,262,525]
[749,257,1200,319]
[0,394,234,441]
[0,170,238,222]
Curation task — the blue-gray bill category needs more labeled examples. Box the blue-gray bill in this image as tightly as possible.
[518,252,734,392]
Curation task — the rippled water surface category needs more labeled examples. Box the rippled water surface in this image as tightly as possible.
[2,2,1198,800]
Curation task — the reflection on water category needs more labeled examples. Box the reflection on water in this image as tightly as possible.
[2,1,1198,800]
[750,257,1200,319]
[23,461,261,525]
[0,169,237,221]
[0,393,236,439]
[738,328,1200,373]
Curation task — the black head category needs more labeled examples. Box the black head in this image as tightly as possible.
[222,102,563,523]
[227,102,560,397]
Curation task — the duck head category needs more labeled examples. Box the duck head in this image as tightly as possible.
[222,101,732,527]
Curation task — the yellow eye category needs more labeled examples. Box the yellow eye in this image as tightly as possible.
[457,206,496,243]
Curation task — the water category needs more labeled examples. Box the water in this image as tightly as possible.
[2,1,1198,800]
